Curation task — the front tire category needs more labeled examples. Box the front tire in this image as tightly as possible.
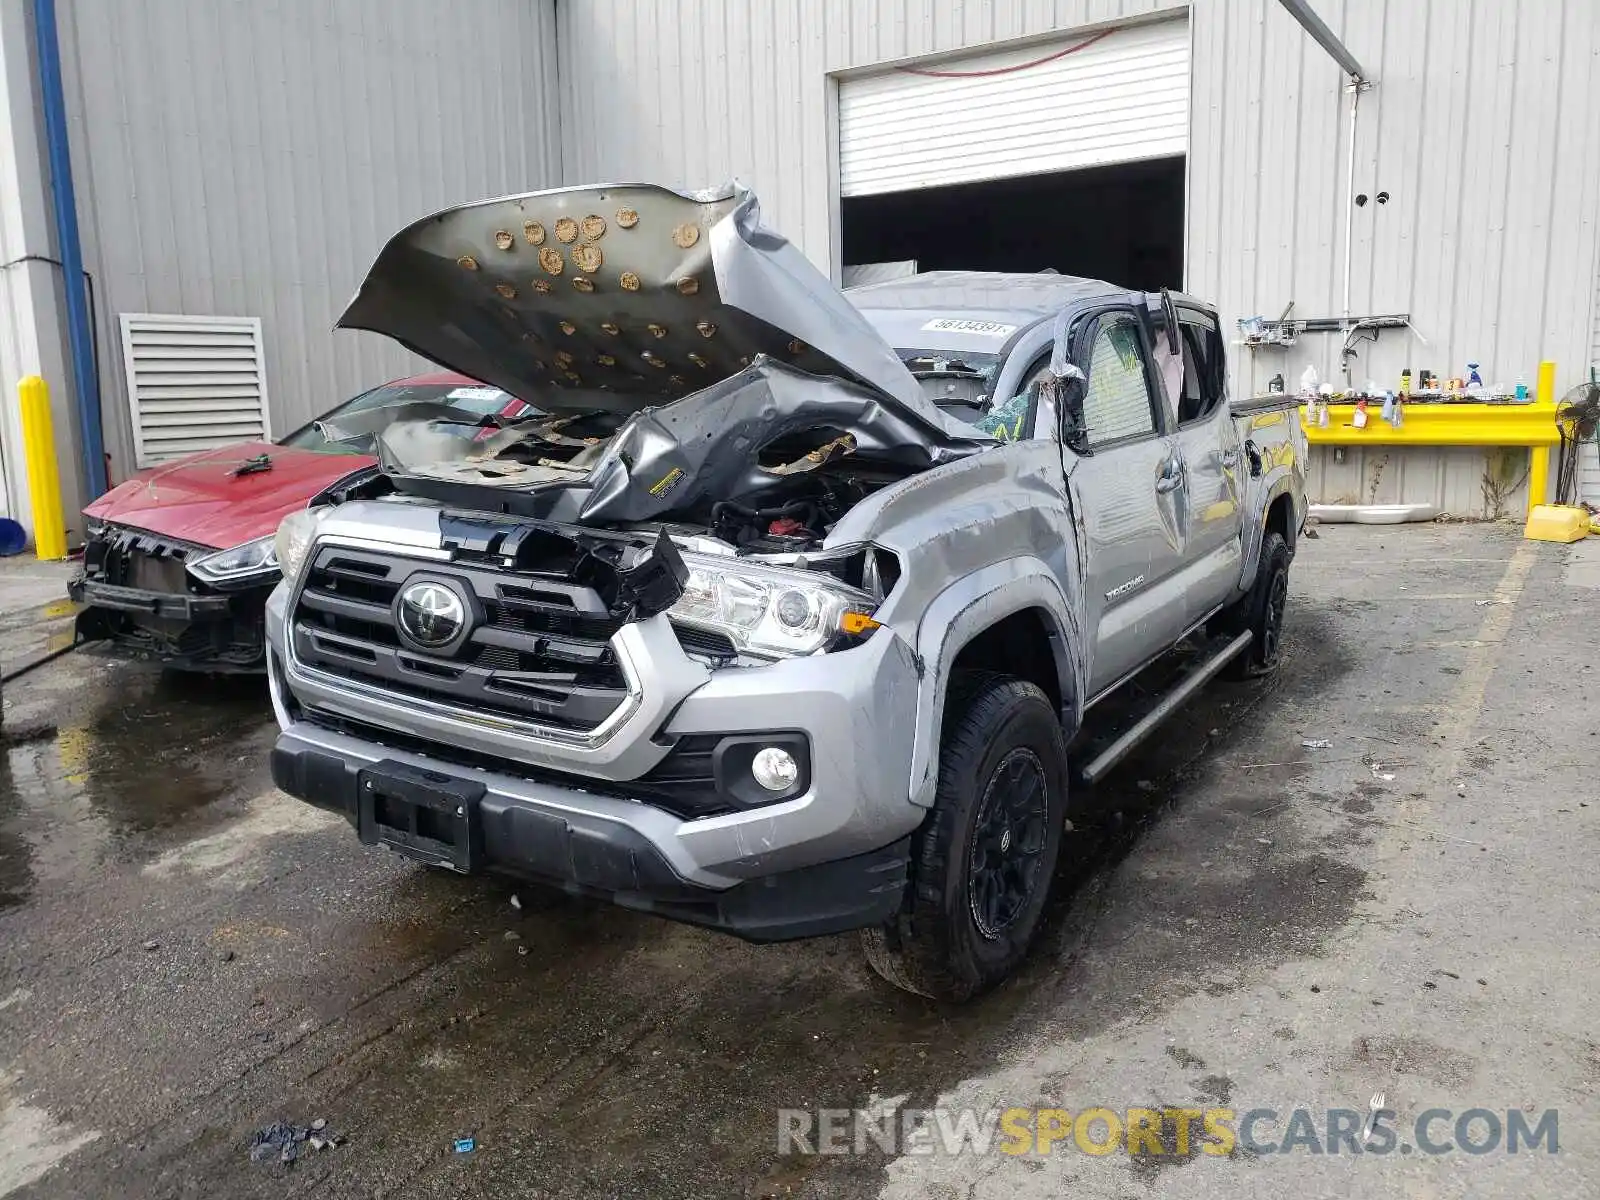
[862,675,1069,1001]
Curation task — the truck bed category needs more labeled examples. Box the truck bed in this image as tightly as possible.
[1229,393,1303,417]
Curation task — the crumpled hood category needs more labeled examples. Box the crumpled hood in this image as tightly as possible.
[336,181,963,434]
[84,443,370,549]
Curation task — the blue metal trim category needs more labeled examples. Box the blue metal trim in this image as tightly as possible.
[31,0,107,497]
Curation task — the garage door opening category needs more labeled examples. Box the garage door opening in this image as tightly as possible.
[842,156,1185,292]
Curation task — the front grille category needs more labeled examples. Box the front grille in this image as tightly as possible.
[85,525,198,592]
[290,546,631,733]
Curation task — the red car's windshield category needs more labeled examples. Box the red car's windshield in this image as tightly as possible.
[280,381,538,455]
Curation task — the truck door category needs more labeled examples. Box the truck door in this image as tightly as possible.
[1066,309,1190,697]
[1171,312,1245,626]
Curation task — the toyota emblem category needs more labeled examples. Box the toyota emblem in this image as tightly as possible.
[397,580,468,650]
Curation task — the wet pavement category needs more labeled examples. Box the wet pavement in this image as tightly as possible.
[0,527,1597,1199]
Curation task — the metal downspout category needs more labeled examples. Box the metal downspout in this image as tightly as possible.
[29,0,107,498]
[1338,75,1374,389]
[1342,81,1360,324]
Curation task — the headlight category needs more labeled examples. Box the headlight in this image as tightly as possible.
[187,534,279,583]
[669,553,878,660]
[273,507,330,584]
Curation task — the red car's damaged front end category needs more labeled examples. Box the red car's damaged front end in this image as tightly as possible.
[70,373,532,671]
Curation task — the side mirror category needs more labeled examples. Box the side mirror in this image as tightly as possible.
[1043,364,1090,456]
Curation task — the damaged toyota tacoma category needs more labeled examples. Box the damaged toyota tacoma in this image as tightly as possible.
[267,183,1306,1000]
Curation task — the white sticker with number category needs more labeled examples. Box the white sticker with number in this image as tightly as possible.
[920,318,1018,338]
[447,386,505,402]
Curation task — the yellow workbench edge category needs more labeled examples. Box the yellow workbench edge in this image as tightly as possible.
[1300,401,1560,447]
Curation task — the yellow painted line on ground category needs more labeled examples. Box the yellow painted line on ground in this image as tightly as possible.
[1325,593,1509,601]
[1351,640,1489,654]
[1297,557,1516,567]
[1379,543,1537,854]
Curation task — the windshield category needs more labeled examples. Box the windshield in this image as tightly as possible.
[280,381,539,454]
[896,348,1002,386]
[895,347,1004,430]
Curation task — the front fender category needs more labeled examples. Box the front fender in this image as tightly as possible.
[906,559,1086,808]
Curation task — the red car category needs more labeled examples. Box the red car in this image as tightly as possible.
[70,372,534,671]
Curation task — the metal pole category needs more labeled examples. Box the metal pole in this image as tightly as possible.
[1276,0,1370,84]
[30,0,108,499]
[1527,360,1557,513]
[1342,84,1360,324]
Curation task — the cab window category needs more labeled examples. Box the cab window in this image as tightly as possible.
[967,352,1053,442]
[1177,319,1227,425]
[1082,317,1159,446]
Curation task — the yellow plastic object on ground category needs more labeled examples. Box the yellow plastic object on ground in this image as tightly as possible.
[18,375,67,560]
[1523,504,1591,543]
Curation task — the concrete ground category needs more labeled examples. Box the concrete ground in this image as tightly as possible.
[0,525,1596,1200]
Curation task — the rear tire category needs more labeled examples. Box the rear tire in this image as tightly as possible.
[1215,530,1291,679]
[862,674,1069,1001]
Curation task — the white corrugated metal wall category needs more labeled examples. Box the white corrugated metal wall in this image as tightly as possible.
[1196,0,1600,517]
[14,0,1598,520]
[559,0,1600,515]
[57,0,563,484]
[1584,245,1600,503]
[558,0,1182,280]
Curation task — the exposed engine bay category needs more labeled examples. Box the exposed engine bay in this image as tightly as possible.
[371,356,985,554]
[334,181,993,559]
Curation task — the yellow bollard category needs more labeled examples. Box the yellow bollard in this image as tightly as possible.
[1526,447,1550,515]
[18,375,68,560]
[1525,360,1558,517]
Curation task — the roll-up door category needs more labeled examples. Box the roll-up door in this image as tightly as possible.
[839,18,1190,199]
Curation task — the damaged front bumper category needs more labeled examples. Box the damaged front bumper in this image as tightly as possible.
[269,720,912,942]
[70,576,270,671]
[267,568,927,938]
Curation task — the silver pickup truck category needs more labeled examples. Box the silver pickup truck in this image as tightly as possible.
[266,183,1306,1000]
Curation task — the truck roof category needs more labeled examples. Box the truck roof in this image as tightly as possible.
[846,270,1216,357]
[846,270,1134,322]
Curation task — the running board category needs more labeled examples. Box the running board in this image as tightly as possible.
[1077,630,1253,786]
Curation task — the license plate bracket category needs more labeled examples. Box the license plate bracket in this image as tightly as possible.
[356,760,487,873]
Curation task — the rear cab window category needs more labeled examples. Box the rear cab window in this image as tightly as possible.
[1176,316,1228,425]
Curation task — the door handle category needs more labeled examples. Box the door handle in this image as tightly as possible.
[1155,462,1185,493]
